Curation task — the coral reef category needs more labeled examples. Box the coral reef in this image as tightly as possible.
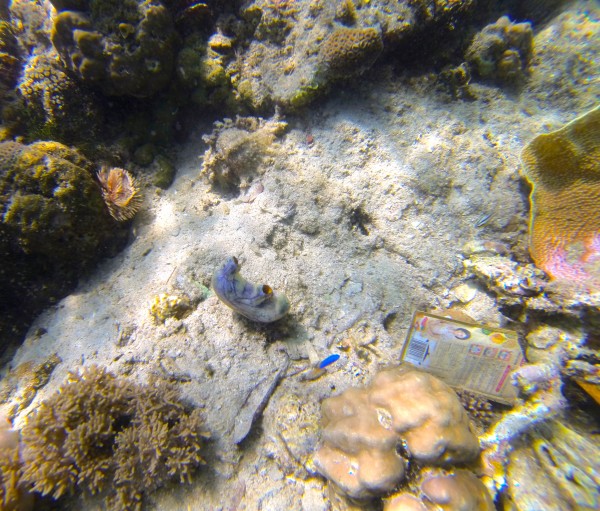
[97,166,143,221]
[17,52,103,143]
[7,0,54,56]
[479,362,567,498]
[50,0,176,97]
[212,257,290,323]
[0,17,20,96]
[19,365,208,511]
[229,0,476,110]
[466,16,533,84]
[313,366,479,500]
[520,105,600,290]
[0,141,128,354]
[505,420,600,510]
[384,469,494,511]
[201,115,287,193]
[176,31,235,109]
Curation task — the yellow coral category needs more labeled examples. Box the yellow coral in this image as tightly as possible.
[521,105,600,288]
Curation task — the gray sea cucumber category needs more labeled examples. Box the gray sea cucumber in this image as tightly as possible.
[212,257,290,323]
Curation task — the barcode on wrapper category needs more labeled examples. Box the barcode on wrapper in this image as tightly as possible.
[404,337,431,365]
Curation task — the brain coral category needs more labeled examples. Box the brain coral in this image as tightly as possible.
[521,105,600,289]
[19,365,208,511]
[313,366,479,500]
[50,0,176,97]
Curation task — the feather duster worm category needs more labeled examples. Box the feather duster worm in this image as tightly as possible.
[97,166,143,221]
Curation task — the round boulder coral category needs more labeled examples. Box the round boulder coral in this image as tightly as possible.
[313,366,479,499]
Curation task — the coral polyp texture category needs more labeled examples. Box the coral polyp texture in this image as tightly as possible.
[97,166,143,221]
[520,105,600,289]
[317,27,383,80]
[313,366,479,500]
[19,365,208,511]
[50,0,176,97]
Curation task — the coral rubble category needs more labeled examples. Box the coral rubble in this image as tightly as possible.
[505,420,600,511]
[18,365,208,511]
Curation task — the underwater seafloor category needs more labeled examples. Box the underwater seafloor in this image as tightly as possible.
[1,0,600,510]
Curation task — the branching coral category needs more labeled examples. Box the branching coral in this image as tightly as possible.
[0,414,32,511]
[19,365,208,511]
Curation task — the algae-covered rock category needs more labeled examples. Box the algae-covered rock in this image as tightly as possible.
[50,0,176,97]
[0,141,128,354]
[0,18,20,95]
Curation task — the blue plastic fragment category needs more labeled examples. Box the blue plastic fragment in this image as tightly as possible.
[318,353,340,369]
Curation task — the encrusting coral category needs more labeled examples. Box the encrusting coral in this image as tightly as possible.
[18,365,208,511]
[17,52,102,143]
[313,366,480,500]
[317,26,384,80]
[520,105,600,289]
